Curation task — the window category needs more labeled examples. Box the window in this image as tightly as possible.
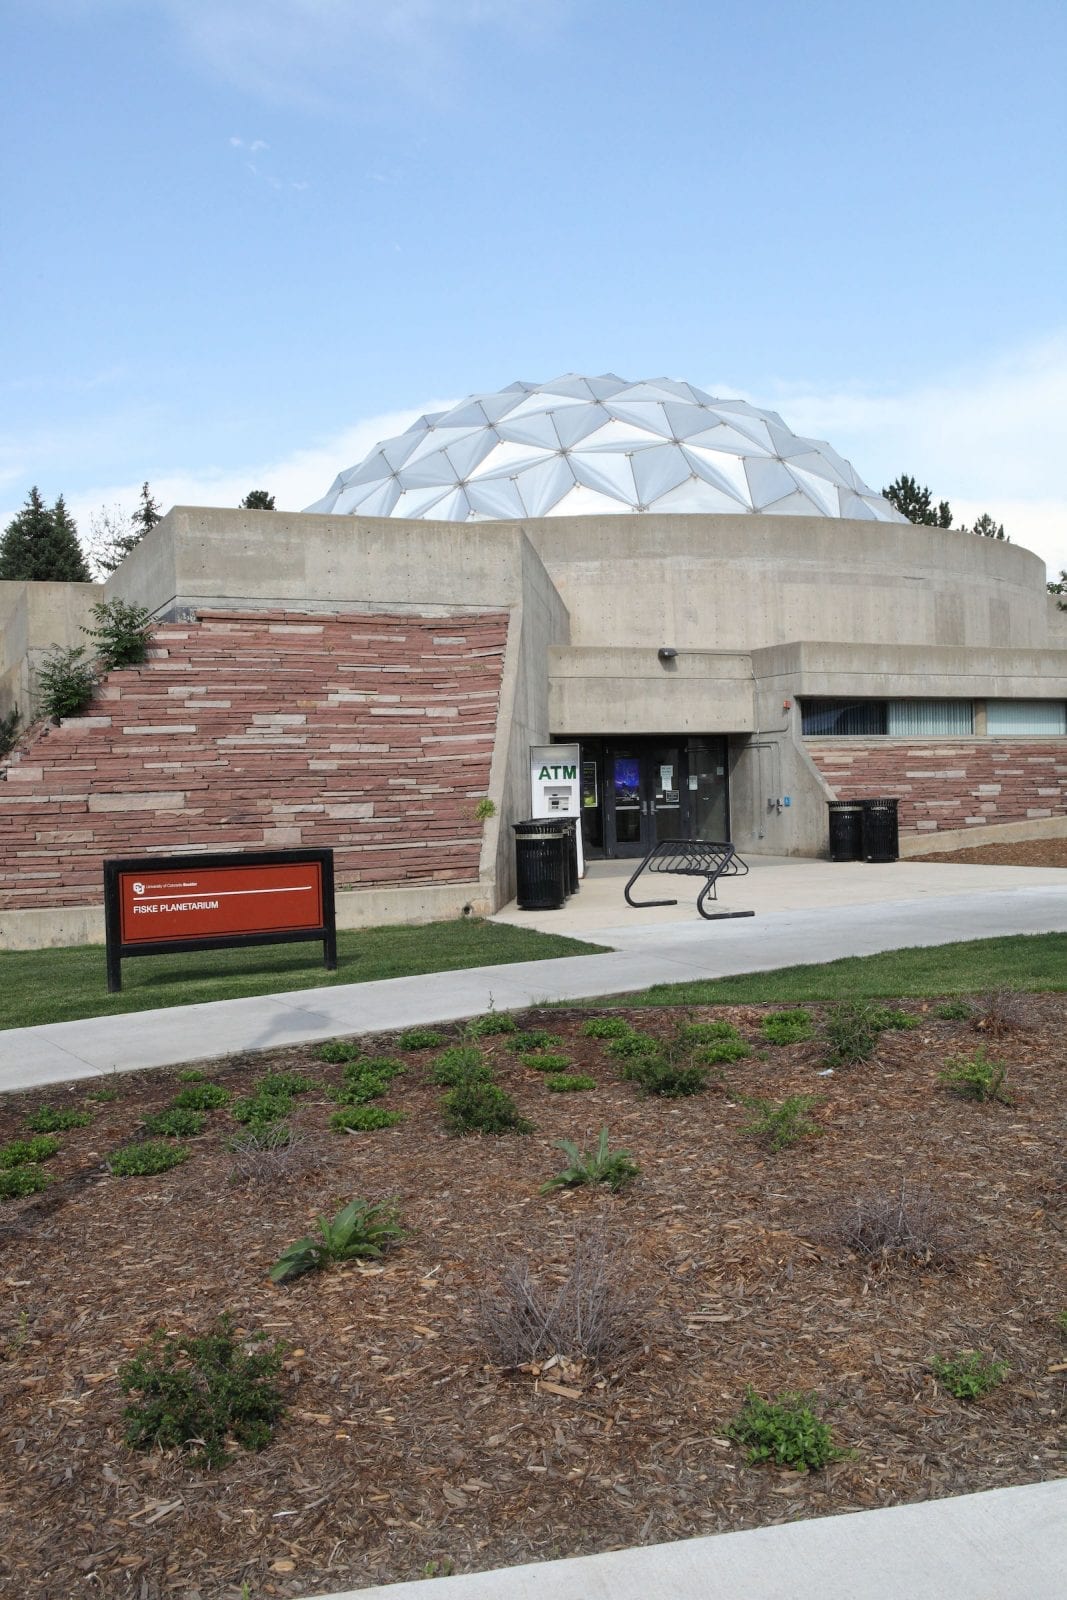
[801,700,887,736]
[986,700,1067,735]
[886,701,974,736]
[801,699,973,736]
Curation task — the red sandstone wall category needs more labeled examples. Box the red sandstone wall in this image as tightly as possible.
[0,610,508,911]
[807,740,1067,834]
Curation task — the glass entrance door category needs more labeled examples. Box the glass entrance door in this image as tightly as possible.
[572,734,730,860]
[649,741,683,847]
[609,748,645,855]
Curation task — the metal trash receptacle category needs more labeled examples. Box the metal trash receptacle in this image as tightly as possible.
[558,817,580,895]
[827,800,864,862]
[862,797,900,863]
[512,820,566,910]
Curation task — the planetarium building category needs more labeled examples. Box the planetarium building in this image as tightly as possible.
[1,374,1065,948]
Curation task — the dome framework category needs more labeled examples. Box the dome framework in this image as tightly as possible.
[306,373,906,524]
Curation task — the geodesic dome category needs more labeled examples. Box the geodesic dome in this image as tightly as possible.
[305,374,906,523]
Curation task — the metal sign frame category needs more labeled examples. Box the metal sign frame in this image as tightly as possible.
[103,847,337,993]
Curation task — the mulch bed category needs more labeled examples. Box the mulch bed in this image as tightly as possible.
[916,839,1067,868]
[1,997,1064,1600]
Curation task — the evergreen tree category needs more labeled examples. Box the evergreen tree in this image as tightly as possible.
[0,488,91,582]
[882,474,953,528]
[131,481,162,537]
[963,512,1008,541]
[240,489,276,510]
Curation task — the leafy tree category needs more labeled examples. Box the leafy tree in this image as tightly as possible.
[88,481,163,575]
[240,489,275,510]
[0,488,91,582]
[963,512,1008,541]
[1047,571,1066,595]
[882,474,953,528]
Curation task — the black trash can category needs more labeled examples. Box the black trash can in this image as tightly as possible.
[558,817,580,896]
[862,798,900,863]
[512,820,566,910]
[827,800,864,862]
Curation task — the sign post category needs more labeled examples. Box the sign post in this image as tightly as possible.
[103,848,337,993]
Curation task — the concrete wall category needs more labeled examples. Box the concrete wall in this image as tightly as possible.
[548,647,753,734]
[0,579,101,722]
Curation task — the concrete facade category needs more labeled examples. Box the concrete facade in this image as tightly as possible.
[1,505,1065,947]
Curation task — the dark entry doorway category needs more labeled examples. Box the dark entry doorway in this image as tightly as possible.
[573,736,729,859]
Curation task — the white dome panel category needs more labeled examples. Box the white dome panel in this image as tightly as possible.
[307,374,907,523]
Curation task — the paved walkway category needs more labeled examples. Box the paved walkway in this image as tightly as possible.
[306,1479,1067,1600]
[1,860,1065,1093]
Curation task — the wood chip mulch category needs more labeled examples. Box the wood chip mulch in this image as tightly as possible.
[916,839,1067,867]
[1,996,1064,1600]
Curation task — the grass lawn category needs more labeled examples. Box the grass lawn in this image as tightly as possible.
[591,932,1067,1007]
[0,919,606,1032]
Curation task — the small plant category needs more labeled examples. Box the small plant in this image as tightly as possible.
[742,1094,821,1151]
[761,1008,815,1045]
[85,597,154,669]
[582,1017,633,1040]
[0,1166,51,1199]
[430,1046,491,1086]
[474,796,496,821]
[397,1027,445,1051]
[270,1198,405,1284]
[465,1009,517,1037]
[679,1019,741,1044]
[0,1135,60,1168]
[0,706,20,760]
[1056,1310,1067,1338]
[726,1388,841,1471]
[318,1038,362,1063]
[423,1558,456,1579]
[330,1105,407,1133]
[173,1083,229,1111]
[142,1108,206,1139]
[87,1080,121,1102]
[178,1069,207,1082]
[622,1051,708,1098]
[476,1226,645,1365]
[607,1030,661,1060]
[442,1081,532,1136]
[333,1072,390,1105]
[257,1071,322,1097]
[521,1051,572,1073]
[821,1002,880,1065]
[35,644,97,721]
[227,1124,312,1186]
[541,1129,639,1193]
[696,1038,751,1065]
[967,988,1036,1036]
[930,1350,1009,1400]
[546,1074,597,1093]
[108,1140,190,1176]
[512,1029,564,1053]
[232,1087,292,1129]
[935,999,972,1021]
[118,1315,285,1468]
[830,1180,959,1266]
[939,1047,1012,1104]
[25,1106,91,1133]
[867,1005,921,1031]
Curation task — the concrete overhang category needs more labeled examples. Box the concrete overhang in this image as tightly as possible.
[549,646,755,734]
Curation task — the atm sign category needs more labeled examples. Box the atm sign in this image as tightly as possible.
[118,861,324,943]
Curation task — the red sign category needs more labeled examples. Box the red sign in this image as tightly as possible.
[118,861,325,944]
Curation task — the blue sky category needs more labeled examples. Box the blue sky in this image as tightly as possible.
[2,0,1065,572]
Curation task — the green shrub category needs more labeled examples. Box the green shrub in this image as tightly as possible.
[142,1108,206,1139]
[442,1081,532,1136]
[36,645,96,721]
[178,1069,207,1082]
[87,1081,121,1102]
[317,1039,362,1064]
[270,1198,405,1284]
[679,1019,741,1045]
[25,1106,91,1133]
[541,1129,639,1193]
[118,1315,285,1468]
[232,1081,293,1128]
[109,1140,190,1176]
[727,1388,841,1471]
[868,1005,921,1031]
[623,1052,708,1098]
[329,1106,406,1133]
[521,1051,572,1073]
[430,1046,491,1086]
[257,1071,321,1097]
[582,1017,633,1039]
[397,1027,445,1051]
[695,1038,751,1065]
[607,1031,661,1060]
[512,1029,564,1053]
[742,1094,821,1151]
[761,1008,815,1045]
[546,1074,597,1092]
[0,1165,51,1199]
[173,1083,230,1111]
[935,999,973,1021]
[353,1057,405,1081]
[931,1350,1009,1400]
[465,1010,517,1037]
[0,706,20,760]
[332,1073,389,1105]
[474,796,496,821]
[939,1047,1012,1104]
[822,1002,880,1065]
[0,1135,60,1168]
[85,597,154,669]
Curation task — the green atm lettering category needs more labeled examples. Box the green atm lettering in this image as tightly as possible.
[538,765,578,780]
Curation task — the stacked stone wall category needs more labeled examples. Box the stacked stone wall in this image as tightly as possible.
[807,740,1067,834]
[0,609,507,911]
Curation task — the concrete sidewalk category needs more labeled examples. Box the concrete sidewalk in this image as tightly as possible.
[306,1479,1066,1600]
[1,877,1065,1093]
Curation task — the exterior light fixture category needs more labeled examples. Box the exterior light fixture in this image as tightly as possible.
[658,647,677,661]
